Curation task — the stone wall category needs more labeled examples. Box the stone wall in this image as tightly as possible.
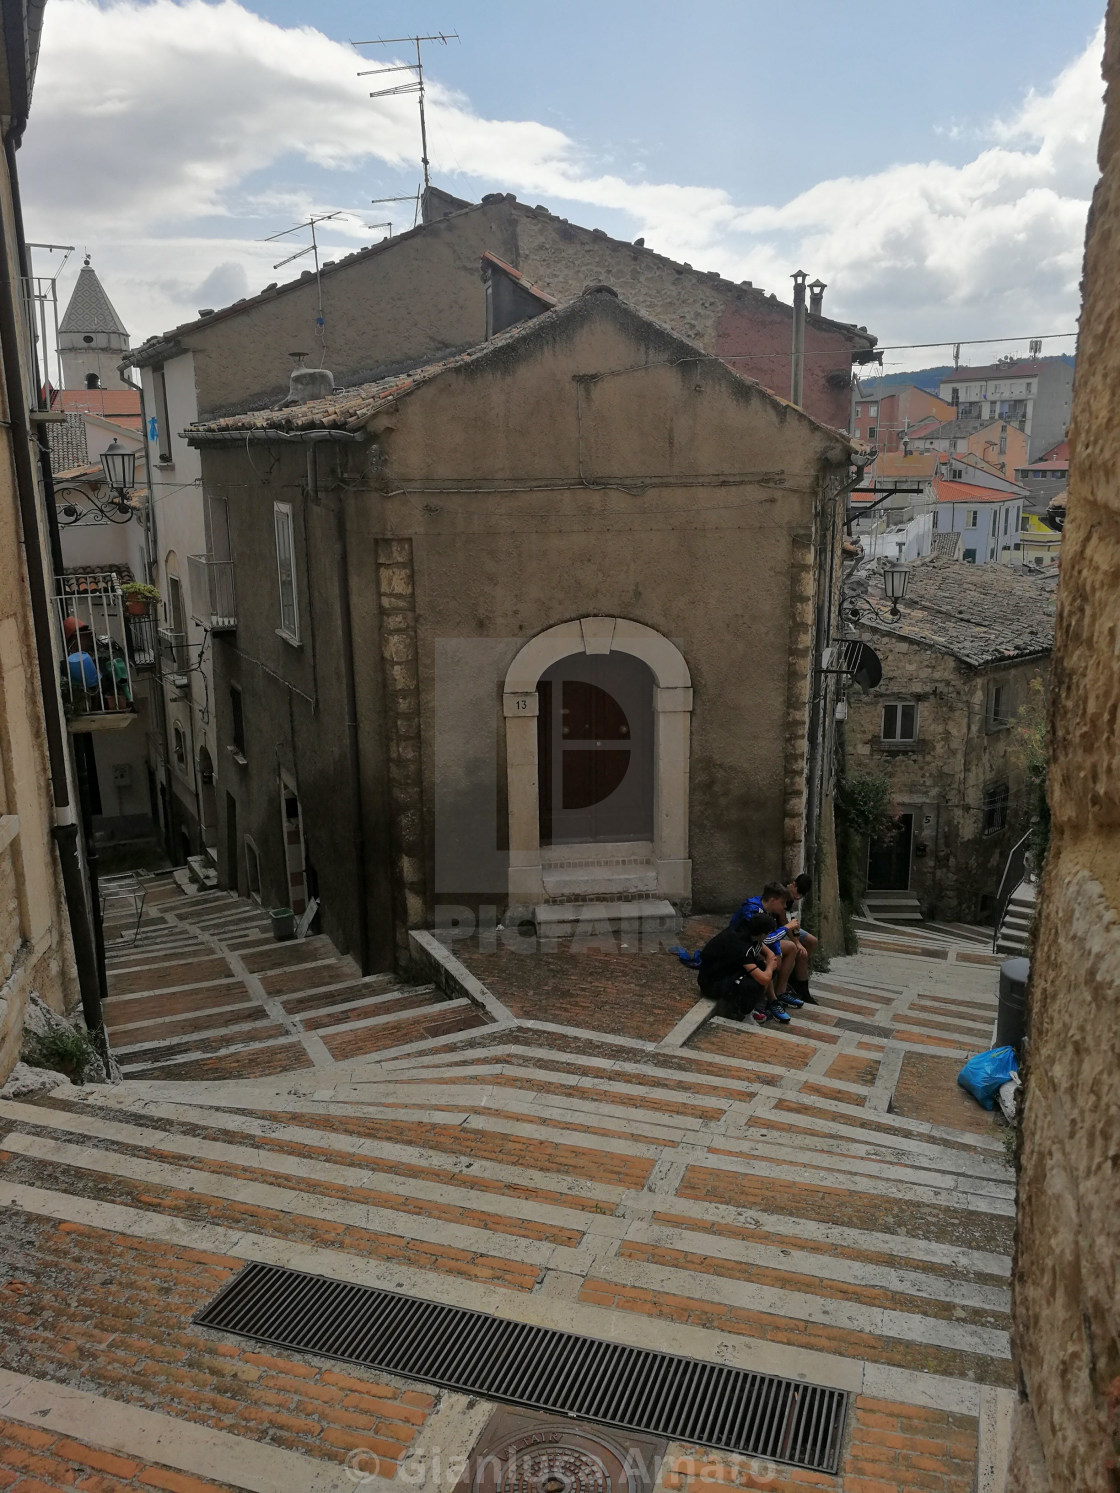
[845,631,1043,920]
[1008,9,1120,1487]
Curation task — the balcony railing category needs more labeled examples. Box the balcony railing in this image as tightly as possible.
[188,555,237,631]
[54,573,137,729]
[158,627,189,682]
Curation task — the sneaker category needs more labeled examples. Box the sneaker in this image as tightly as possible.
[766,1001,792,1024]
[778,990,804,1008]
[750,1007,769,1025]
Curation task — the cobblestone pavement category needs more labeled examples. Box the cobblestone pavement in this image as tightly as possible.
[0,884,1014,1492]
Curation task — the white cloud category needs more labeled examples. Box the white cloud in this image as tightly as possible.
[20,0,1103,364]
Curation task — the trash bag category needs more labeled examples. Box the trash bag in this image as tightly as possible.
[957,1046,1019,1110]
[668,946,703,969]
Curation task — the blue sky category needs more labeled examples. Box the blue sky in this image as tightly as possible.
[20,0,1106,371]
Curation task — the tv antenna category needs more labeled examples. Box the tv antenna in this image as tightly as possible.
[352,32,460,192]
[262,210,356,358]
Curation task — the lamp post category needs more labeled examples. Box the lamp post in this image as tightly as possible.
[100,439,136,514]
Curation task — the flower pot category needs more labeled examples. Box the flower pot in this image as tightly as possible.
[270,907,295,942]
[125,599,148,617]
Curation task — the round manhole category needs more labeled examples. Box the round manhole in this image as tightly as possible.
[467,1422,660,1493]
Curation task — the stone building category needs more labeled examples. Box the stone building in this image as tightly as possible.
[57,257,132,393]
[187,289,853,970]
[1008,4,1120,1485]
[844,555,1054,922]
[0,0,88,1080]
[123,188,875,875]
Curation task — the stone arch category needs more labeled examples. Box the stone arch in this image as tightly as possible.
[503,618,692,905]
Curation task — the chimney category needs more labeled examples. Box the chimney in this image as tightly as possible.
[284,352,333,405]
[790,270,807,408]
[808,278,826,316]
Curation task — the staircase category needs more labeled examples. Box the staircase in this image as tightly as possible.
[862,889,923,924]
[100,875,488,1080]
[532,841,679,937]
[994,879,1036,957]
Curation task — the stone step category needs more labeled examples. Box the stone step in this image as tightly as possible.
[533,898,679,937]
[541,863,658,899]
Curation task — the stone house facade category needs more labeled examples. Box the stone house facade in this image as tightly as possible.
[188,291,853,970]
[844,556,1054,922]
[1008,6,1120,1485]
[123,188,875,874]
[0,0,85,1081]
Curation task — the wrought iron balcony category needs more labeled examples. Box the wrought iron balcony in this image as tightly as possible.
[188,554,237,631]
[54,572,137,731]
[158,627,190,684]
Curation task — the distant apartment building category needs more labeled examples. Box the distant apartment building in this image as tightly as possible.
[937,359,1073,460]
[851,384,955,451]
[853,451,1026,565]
[906,415,1027,477]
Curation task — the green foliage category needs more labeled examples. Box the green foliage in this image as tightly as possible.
[120,581,160,601]
[834,770,896,907]
[24,1023,100,1082]
[1010,675,1050,867]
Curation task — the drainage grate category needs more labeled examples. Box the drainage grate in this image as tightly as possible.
[195,1262,847,1474]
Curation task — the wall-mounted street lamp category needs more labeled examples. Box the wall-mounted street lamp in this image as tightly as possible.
[846,563,911,625]
[100,439,137,514]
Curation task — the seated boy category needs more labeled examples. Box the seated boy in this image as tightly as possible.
[784,873,818,1004]
[698,912,790,1026]
[731,881,805,1010]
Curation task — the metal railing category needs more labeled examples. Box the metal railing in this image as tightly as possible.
[54,573,136,722]
[125,610,158,669]
[158,627,189,679]
[992,829,1031,952]
[187,554,237,631]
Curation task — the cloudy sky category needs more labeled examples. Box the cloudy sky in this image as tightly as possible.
[20,0,1105,374]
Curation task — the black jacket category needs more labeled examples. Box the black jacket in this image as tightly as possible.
[697,926,767,994]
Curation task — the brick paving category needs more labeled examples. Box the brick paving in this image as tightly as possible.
[0,902,1016,1489]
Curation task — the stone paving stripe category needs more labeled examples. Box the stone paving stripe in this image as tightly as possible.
[0,1178,991,1415]
[657,999,717,1049]
[0,1366,363,1492]
[590,1254,1011,1358]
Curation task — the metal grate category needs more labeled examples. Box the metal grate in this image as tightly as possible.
[195,1263,847,1474]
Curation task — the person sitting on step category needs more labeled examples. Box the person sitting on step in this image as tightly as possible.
[696,912,786,1025]
[730,881,806,1011]
[783,872,818,1004]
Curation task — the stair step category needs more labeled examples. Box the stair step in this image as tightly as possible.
[533,898,679,937]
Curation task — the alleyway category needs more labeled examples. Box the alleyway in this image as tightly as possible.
[0,880,1014,1491]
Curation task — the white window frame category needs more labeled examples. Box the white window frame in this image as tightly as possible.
[881,701,918,744]
[967,509,979,528]
[273,501,300,644]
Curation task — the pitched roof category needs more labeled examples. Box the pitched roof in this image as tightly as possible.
[853,554,1055,666]
[934,478,1025,504]
[938,359,1070,382]
[1039,439,1069,461]
[53,388,141,420]
[127,189,876,367]
[46,412,89,474]
[932,530,962,559]
[918,417,1012,440]
[59,262,129,338]
[480,251,557,308]
[1015,459,1069,473]
[186,289,852,446]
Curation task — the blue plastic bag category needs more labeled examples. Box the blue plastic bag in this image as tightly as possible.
[957,1046,1018,1110]
[669,946,703,969]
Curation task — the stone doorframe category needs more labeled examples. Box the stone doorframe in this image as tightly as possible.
[503,617,693,905]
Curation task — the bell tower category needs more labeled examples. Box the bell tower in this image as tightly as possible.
[58,257,131,391]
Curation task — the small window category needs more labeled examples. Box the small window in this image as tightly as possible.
[172,723,186,766]
[932,509,940,531]
[882,702,918,743]
[1025,382,1032,394]
[964,548,977,563]
[152,366,173,464]
[967,509,979,528]
[988,682,1009,729]
[867,425,876,440]
[244,838,262,901]
[1021,514,1030,531]
[982,783,1009,835]
[273,502,300,642]
[230,685,246,755]
[1003,509,1010,534]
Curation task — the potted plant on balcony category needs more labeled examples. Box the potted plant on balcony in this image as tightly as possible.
[121,581,160,617]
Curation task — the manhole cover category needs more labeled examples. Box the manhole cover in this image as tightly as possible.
[458,1409,666,1493]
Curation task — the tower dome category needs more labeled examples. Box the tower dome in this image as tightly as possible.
[58,257,131,391]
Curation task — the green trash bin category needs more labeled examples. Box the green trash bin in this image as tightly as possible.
[270,907,295,942]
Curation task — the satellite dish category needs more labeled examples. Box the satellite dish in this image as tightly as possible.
[835,639,883,692]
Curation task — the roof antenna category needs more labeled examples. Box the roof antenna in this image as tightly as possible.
[260,211,357,365]
[352,32,460,193]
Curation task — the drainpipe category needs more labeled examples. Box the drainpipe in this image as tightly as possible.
[307,439,371,973]
[790,270,808,409]
[0,130,106,1058]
